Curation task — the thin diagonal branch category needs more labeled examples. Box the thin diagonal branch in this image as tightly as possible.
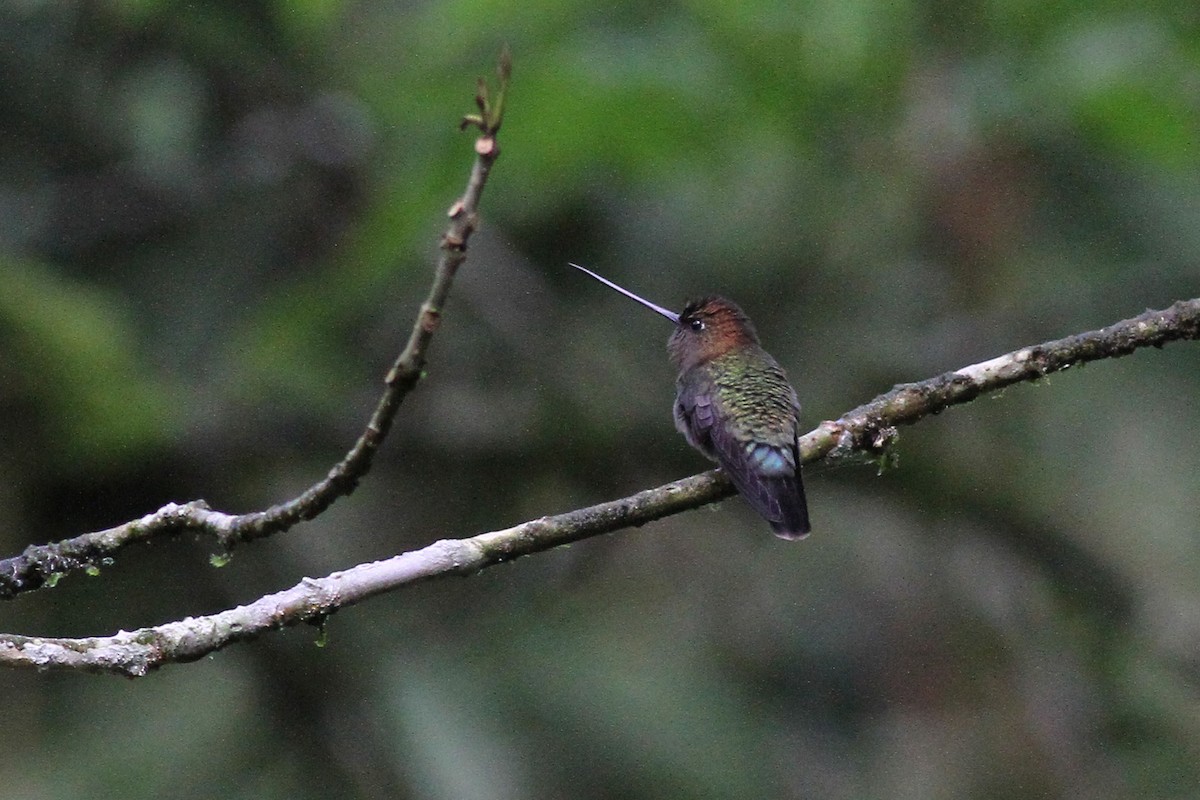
[813,297,1200,462]
[0,54,511,600]
[4,297,1197,675]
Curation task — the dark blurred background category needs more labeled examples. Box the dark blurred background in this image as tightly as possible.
[2,1,1200,798]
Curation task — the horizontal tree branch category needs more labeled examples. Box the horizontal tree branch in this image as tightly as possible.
[816,296,1200,462]
[3,297,1197,675]
[0,54,511,601]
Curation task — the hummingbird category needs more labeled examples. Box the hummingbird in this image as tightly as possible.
[570,263,811,539]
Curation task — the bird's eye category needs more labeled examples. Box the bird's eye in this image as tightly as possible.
[689,318,705,333]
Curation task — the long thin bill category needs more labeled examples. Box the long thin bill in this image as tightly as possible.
[568,263,680,324]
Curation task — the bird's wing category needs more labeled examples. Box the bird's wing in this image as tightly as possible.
[708,411,811,539]
[673,373,719,458]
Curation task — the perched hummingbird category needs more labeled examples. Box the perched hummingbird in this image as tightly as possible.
[570,263,811,539]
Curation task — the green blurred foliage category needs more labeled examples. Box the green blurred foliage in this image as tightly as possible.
[2,0,1200,798]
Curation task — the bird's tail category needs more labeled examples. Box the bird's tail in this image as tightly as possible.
[767,469,811,540]
[728,463,811,540]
